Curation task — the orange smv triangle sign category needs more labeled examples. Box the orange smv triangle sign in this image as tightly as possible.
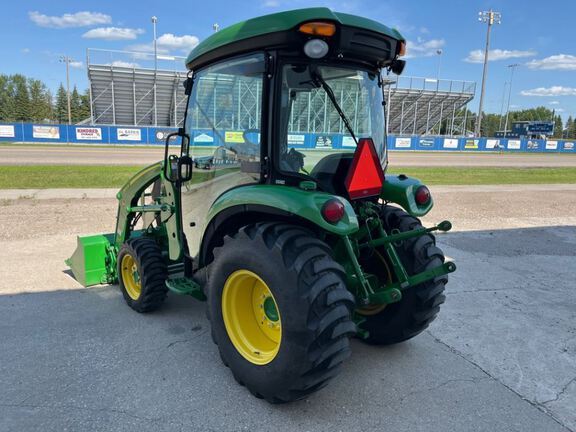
[344,138,385,200]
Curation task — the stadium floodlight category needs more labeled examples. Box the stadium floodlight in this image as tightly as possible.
[475,10,501,137]
[503,63,520,138]
[59,55,73,126]
[151,16,158,126]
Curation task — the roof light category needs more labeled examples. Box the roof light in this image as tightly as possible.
[398,41,406,57]
[304,39,329,59]
[299,22,336,37]
[344,138,385,200]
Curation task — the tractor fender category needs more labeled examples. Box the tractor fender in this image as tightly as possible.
[381,173,434,217]
[199,184,359,266]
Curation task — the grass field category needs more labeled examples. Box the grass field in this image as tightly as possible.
[1,165,576,189]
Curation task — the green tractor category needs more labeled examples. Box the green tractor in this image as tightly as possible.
[67,8,455,403]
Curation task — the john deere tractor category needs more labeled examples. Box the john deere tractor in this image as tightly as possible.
[67,8,455,403]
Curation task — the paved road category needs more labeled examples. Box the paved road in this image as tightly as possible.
[1,185,575,431]
[1,144,576,166]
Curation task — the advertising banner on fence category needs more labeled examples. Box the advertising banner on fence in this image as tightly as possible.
[464,139,479,150]
[225,131,244,143]
[546,140,558,150]
[192,132,214,144]
[342,136,356,147]
[527,140,541,150]
[486,139,500,149]
[443,138,458,149]
[0,125,15,138]
[33,125,60,139]
[507,140,521,150]
[315,135,333,148]
[288,134,306,146]
[155,129,178,143]
[395,137,411,148]
[419,138,434,148]
[76,127,102,141]
[563,142,574,151]
[117,128,141,141]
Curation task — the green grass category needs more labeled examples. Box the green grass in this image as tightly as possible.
[390,167,576,185]
[1,165,575,189]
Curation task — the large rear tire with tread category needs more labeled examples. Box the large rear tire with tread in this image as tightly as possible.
[117,237,168,313]
[358,206,447,345]
[206,223,356,403]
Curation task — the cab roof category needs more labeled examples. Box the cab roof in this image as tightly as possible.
[185,7,404,70]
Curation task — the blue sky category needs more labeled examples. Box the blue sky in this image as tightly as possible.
[2,0,575,121]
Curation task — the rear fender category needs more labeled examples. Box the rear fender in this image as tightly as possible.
[381,174,433,217]
[199,184,359,266]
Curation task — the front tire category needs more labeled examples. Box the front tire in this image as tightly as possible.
[117,237,168,313]
[358,206,447,345]
[207,223,356,403]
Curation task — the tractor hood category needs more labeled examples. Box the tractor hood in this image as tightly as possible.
[185,8,405,71]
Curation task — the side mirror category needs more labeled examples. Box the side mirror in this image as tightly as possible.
[391,59,406,75]
[183,77,193,95]
[178,155,193,182]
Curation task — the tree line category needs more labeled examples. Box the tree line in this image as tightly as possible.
[0,74,90,124]
[443,106,575,139]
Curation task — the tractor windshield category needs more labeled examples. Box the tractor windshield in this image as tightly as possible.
[277,64,387,178]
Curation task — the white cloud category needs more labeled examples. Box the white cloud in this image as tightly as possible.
[262,0,280,6]
[156,33,200,52]
[69,61,84,69]
[526,54,576,71]
[29,11,111,28]
[405,38,445,58]
[520,86,576,97]
[109,60,140,68]
[83,27,144,41]
[549,101,560,105]
[21,48,31,54]
[464,49,536,63]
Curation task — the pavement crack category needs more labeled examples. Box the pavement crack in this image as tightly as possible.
[398,377,489,402]
[427,331,574,432]
[540,376,576,406]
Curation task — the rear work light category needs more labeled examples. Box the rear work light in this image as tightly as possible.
[414,185,431,205]
[322,199,345,224]
[298,22,336,37]
[344,138,385,200]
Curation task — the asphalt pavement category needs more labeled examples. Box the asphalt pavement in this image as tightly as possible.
[0,185,575,431]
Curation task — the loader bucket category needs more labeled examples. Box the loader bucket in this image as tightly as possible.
[66,233,117,287]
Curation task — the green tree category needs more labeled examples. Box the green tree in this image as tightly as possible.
[79,89,91,121]
[70,86,82,123]
[55,84,69,124]
[28,78,52,122]
[553,115,563,138]
[0,74,15,121]
[565,116,574,139]
[12,74,31,121]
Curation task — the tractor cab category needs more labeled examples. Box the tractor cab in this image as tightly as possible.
[177,8,407,256]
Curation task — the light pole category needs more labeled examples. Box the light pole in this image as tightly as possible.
[151,16,158,126]
[59,55,73,125]
[436,49,443,81]
[213,23,220,33]
[475,10,501,137]
[503,63,519,138]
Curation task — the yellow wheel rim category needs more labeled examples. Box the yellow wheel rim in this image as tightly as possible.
[121,254,141,300]
[221,270,281,365]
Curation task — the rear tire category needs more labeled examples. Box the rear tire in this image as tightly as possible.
[117,237,168,313]
[358,206,447,345]
[207,223,356,403]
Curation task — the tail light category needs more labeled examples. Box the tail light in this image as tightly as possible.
[322,199,345,224]
[398,41,406,57]
[414,185,431,205]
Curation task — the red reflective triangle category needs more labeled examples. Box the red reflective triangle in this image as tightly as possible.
[344,138,385,200]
